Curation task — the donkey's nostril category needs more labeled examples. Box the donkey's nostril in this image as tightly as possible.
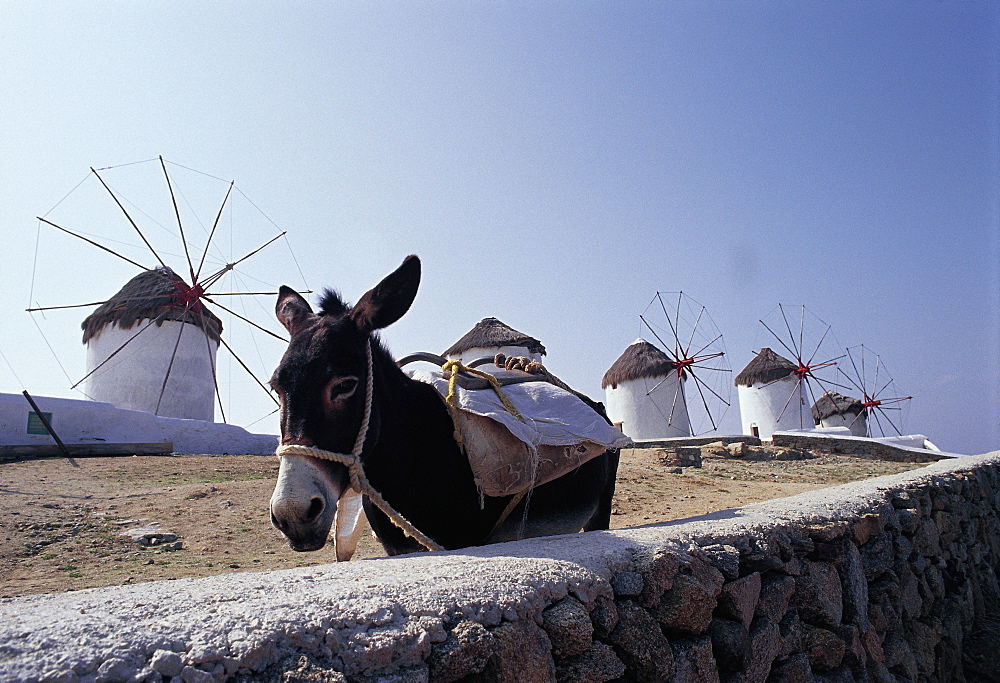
[270,509,286,532]
[305,497,325,522]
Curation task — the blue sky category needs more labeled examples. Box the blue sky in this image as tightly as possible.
[1,2,997,454]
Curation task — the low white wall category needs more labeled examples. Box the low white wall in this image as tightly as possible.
[0,392,276,455]
[2,450,998,681]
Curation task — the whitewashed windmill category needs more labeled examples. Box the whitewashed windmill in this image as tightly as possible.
[602,339,692,440]
[442,317,546,369]
[735,305,845,440]
[604,292,731,441]
[28,157,303,427]
[80,267,224,421]
[811,390,867,436]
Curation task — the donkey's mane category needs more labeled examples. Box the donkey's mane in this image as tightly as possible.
[315,288,398,371]
[319,288,349,317]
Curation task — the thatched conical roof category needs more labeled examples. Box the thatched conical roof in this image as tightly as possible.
[82,267,223,343]
[602,339,678,390]
[811,390,864,422]
[733,348,796,387]
[443,317,546,357]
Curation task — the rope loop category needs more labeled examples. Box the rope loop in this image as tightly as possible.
[440,359,525,422]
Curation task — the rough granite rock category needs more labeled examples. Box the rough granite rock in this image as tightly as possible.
[802,623,846,673]
[636,549,681,608]
[716,572,761,629]
[654,558,724,634]
[589,597,619,639]
[609,571,643,598]
[755,574,795,624]
[735,616,781,683]
[471,620,554,683]
[707,617,746,672]
[542,597,593,659]
[838,543,870,632]
[427,620,495,683]
[667,636,718,683]
[794,560,843,628]
[767,652,812,683]
[604,600,675,682]
[553,642,625,683]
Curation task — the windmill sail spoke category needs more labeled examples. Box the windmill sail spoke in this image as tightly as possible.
[160,156,195,281]
[806,324,832,366]
[91,167,168,269]
[195,180,234,281]
[216,335,280,407]
[203,297,286,342]
[644,374,672,395]
[193,308,227,424]
[684,305,705,358]
[154,306,190,415]
[673,292,683,355]
[798,304,805,363]
[666,380,682,427]
[28,300,111,312]
[37,217,149,271]
[655,292,683,356]
[689,335,724,360]
[639,315,674,361]
[774,377,802,423]
[200,232,287,292]
[813,375,855,393]
[689,372,718,432]
[759,319,800,361]
[870,408,890,437]
[70,311,170,389]
[846,409,865,432]
[689,369,730,407]
[837,367,867,396]
[779,304,801,360]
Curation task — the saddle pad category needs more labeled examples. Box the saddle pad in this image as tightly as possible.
[407,368,630,497]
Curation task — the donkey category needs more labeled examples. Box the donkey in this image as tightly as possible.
[268,255,620,557]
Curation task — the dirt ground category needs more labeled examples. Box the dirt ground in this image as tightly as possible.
[0,449,925,598]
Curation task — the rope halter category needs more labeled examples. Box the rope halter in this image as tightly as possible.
[275,341,444,552]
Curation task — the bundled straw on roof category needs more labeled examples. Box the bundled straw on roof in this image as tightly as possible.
[81,267,223,343]
[601,339,678,390]
[733,348,796,387]
[443,317,546,358]
[811,390,864,422]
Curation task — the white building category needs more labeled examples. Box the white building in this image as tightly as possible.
[602,339,691,441]
[734,348,809,440]
[812,390,868,437]
[443,317,546,370]
[81,267,221,422]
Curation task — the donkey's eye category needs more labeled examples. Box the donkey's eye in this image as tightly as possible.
[330,378,359,399]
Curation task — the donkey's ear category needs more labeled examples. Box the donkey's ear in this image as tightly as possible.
[276,286,315,335]
[350,255,421,333]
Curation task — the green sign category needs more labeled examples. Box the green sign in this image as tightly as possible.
[26,411,53,435]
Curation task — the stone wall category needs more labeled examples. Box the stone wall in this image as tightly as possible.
[2,452,998,682]
[770,433,948,464]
